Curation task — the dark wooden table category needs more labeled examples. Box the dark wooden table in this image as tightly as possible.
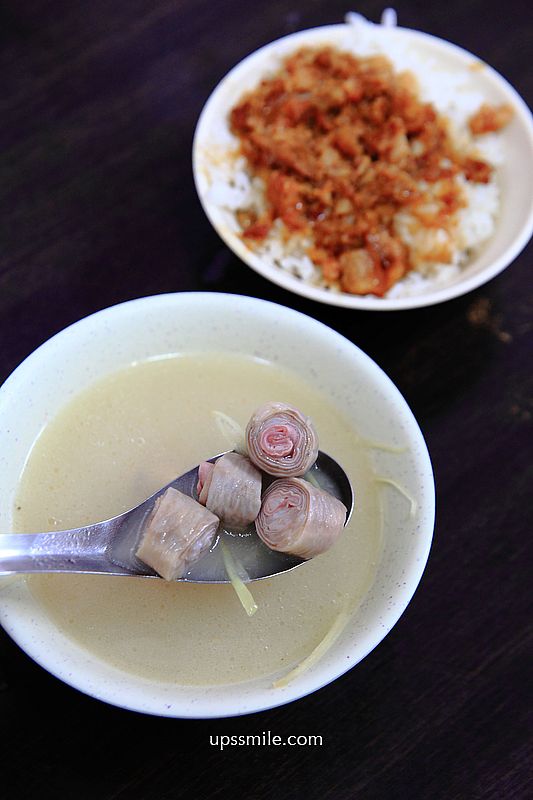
[1,1,531,797]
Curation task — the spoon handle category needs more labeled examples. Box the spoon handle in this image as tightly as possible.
[0,525,126,575]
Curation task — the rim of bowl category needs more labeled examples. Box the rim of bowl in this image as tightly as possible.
[0,292,435,716]
[193,22,533,311]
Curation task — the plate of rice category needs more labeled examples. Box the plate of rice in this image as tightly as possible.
[193,12,533,310]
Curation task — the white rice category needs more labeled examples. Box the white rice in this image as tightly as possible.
[202,15,506,299]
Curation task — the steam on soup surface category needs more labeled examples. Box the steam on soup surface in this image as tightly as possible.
[14,353,381,686]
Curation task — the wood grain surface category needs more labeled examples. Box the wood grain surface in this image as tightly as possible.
[0,1,531,798]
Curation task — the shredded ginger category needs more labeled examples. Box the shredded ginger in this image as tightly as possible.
[219,536,258,617]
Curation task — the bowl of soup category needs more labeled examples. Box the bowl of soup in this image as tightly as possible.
[0,293,434,717]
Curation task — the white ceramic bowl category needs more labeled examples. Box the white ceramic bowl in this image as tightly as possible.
[193,18,533,310]
[0,293,434,716]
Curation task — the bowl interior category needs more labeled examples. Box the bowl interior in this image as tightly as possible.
[193,22,533,310]
[0,293,434,716]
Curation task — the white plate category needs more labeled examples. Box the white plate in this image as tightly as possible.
[193,16,533,310]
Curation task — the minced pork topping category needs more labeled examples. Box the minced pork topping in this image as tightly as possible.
[229,47,512,296]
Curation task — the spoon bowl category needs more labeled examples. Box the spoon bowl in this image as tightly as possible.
[0,450,353,583]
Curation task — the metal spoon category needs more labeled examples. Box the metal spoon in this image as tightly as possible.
[0,451,354,583]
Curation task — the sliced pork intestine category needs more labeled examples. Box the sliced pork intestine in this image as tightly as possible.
[197,452,262,529]
[245,401,319,477]
[256,477,347,559]
[136,487,219,581]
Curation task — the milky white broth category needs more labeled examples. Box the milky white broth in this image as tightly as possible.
[14,353,381,686]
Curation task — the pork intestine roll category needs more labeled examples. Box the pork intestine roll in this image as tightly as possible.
[197,452,262,529]
[136,487,219,581]
[256,478,347,559]
[246,402,319,477]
